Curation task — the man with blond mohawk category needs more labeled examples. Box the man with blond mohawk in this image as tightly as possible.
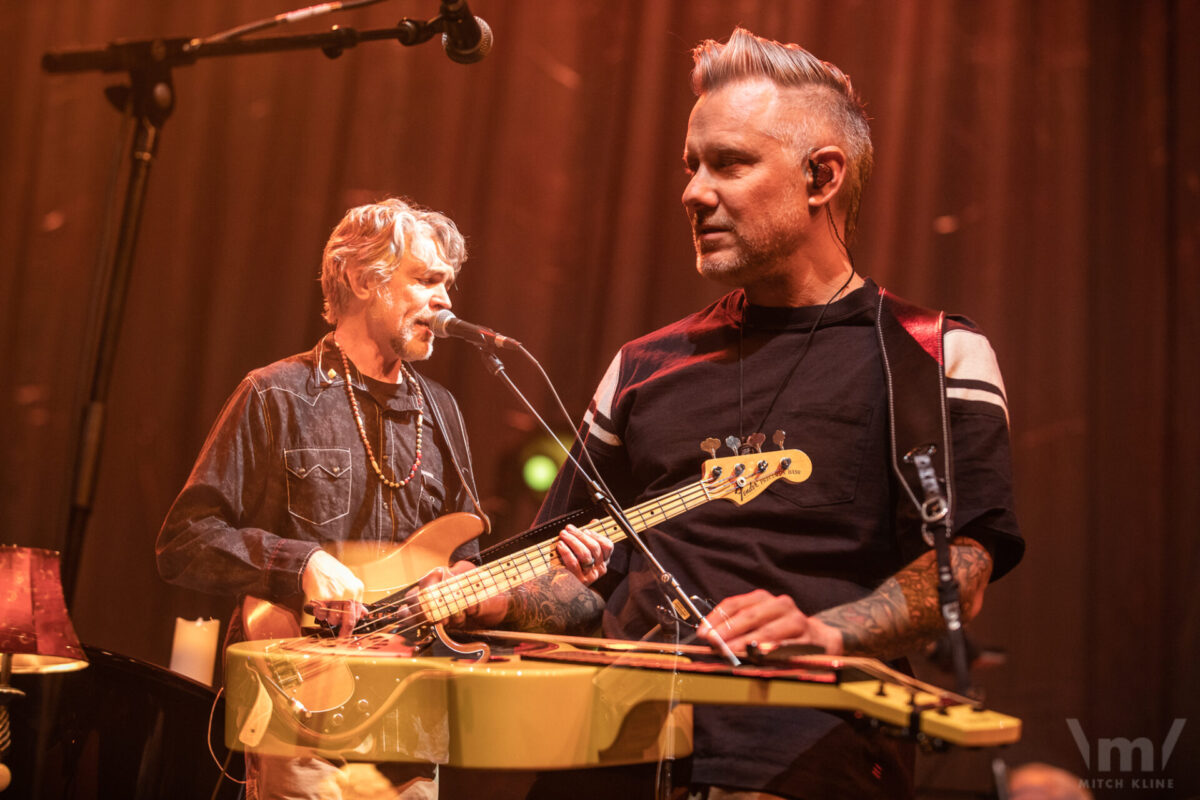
[523,29,1024,799]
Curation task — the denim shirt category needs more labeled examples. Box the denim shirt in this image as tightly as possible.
[156,334,481,608]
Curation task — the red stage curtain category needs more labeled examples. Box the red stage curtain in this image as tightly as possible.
[2,1,1196,793]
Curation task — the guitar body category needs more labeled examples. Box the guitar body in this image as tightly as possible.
[242,511,489,638]
[239,512,487,716]
[334,511,488,603]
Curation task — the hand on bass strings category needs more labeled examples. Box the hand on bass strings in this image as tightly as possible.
[556,523,614,585]
[302,549,368,637]
[696,589,845,655]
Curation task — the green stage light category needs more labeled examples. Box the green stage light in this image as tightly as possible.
[517,432,572,494]
[522,453,560,493]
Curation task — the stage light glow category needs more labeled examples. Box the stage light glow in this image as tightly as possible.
[522,453,560,492]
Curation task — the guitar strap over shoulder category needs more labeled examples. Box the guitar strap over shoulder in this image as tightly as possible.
[874,287,953,543]
[413,372,491,534]
[875,286,972,694]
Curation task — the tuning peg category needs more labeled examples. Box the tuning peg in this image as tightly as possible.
[746,432,766,453]
[700,438,721,459]
[725,435,741,454]
[772,430,787,450]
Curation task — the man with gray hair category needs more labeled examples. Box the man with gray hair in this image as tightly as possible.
[157,197,604,798]
[157,197,479,798]
[515,28,1023,799]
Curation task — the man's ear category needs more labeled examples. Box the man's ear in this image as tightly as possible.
[345,266,375,301]
[806,146,847,208]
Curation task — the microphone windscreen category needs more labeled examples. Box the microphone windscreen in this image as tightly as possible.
[443,17,493,64]
[430,309,457,337]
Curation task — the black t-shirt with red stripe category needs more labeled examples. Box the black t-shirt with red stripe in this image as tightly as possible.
[536,279,1022,799]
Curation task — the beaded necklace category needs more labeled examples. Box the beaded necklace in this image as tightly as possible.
[334,340,424,490]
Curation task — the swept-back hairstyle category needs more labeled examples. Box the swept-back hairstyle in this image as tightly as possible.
[320,197,466,324]
[691,28,874,240]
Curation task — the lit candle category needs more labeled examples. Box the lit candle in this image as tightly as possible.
[169,617,220,686]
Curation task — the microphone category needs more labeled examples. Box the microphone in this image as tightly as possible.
[431,310,521,350]
[439,0,493,64]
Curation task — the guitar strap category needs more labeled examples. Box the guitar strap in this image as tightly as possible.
[875,286,971,693]
[412,371,491,534]
[875,287,953,543]
[473,505,602,565]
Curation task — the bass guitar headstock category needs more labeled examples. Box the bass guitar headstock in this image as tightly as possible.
[700,435,812,505]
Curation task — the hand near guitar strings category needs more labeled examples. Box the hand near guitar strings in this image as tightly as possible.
[696,589,845,656]
[302,549,368,637]
[555,523,614,585]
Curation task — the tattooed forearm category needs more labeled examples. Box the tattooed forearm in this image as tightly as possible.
[502,569,605,635]
[815,537,993,659]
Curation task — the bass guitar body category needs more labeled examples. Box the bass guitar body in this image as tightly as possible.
[239,512,488,717]
[242,512,489,639]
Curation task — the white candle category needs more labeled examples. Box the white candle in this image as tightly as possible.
[169,617,220,686]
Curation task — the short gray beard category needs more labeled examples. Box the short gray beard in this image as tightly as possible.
[695,226,801,288]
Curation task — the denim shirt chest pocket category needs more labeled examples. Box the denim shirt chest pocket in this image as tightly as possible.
[284,448,352,525]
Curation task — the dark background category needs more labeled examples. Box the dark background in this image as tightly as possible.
[2,1,1197,796]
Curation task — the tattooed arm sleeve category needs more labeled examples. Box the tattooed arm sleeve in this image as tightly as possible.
[501,569,606,636]
[814,536,993,659]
